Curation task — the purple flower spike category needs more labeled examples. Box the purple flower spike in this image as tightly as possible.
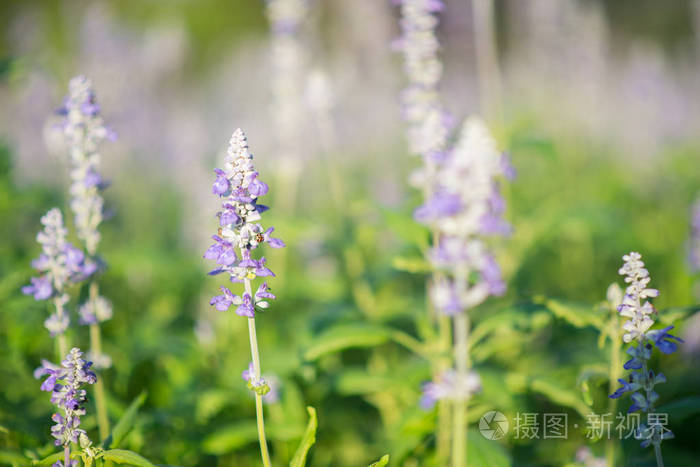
[205,129,283,323]
[36,348,96,449]
[608,252,682,449]
[60,76,110,255]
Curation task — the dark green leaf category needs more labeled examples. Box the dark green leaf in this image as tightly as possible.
[658,396,700,423]
[103,391,147,449]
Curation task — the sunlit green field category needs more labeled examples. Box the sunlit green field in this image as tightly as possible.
[1,1,699,466]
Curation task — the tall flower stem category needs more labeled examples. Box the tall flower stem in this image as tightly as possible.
[54,298,68,359]
[88,281,110,442]
[654,443,665,467]
[606,309,620,466]
[452,312,470,467]
[640,350,665,467]
[436,311,453,464]
[64,445,70,467]
[245,278,272,467]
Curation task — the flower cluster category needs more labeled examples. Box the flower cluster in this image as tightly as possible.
[609,252,683,448]
[417,118,509,314]
[58,75,113,256]
[242,362,280,403]
[35,348,97,448]
[395,0,450,167]
[689,198,700,272]
[205,129,284,317]
[22,209,96,335]
[420,369,481,409]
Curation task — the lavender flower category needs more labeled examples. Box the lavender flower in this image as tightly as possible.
[35,348,97,448]
[22,208,94,336]
[418,117,510,314]
[420,369,481,409]
[205,129,284,316]
[609,252,682,452]
[395,0,450,169]
[58,75,113,256]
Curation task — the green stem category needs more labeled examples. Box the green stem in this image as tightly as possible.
[654,442,665,467]
[54,297,68,359]
[640,338,664,467]
[452,312,470,467]
[606,309,621,466]
[434,286,452,464]
[89,282,110,441]
[245,278,272,467]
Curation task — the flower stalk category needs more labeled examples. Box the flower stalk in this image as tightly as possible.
[609,252,684,466]
[205,128,284,467]
[58,75,114,441]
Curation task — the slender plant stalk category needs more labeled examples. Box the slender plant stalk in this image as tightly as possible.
[641,347,665,467]
[654,443,665,467]
[606,310,621,466]
[88,281,110,441]
[436,313,452,464]
[54,298,68,359]
[245,278,272,467]
[64,445,70,467]
[452,312,470,467]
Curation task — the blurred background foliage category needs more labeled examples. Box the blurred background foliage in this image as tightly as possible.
[1,1,700,466]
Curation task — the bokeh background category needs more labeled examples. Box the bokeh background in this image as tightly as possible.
[1,1,700,465]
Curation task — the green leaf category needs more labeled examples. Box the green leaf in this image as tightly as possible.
[290,406,318,467]
[657,306,699,325]
[304,324,391,361]
[530,378,591,418]
[466,430,510,467]
[101,449,156,467]
[103,391,147,449]
[0,450,28,466]
[657,396,700,423]
[391,255,431,274]
[336,369,394,395]
[202,422,258,454]
[543,299,603,329]
[32,451,79,465]
[367,454,389,467]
